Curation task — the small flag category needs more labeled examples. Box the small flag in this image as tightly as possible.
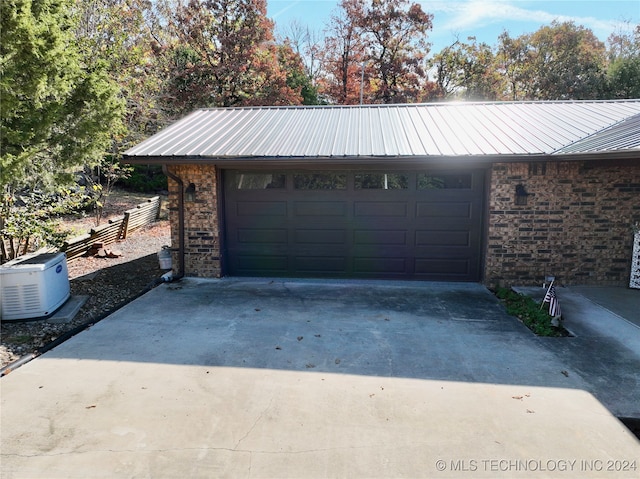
[544,285,561,317]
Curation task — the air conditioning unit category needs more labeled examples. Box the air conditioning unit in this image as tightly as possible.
[0,252,70,321]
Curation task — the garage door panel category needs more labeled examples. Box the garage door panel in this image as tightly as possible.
[295,256,347,273]
[416,202,471,218]
[294,201,347,216]
[354,257,407,274]
[354,230,407,246]
[237,201,287,216]
[415,258,470,275]
[354,201,408,217]
[415,230,470,247]
[236,255,288,273]
[237,229,288,244]
[295,229,346,244]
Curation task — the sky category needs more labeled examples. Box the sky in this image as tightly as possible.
[267,0,640,53]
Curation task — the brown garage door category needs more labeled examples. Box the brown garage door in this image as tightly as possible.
[224,169,485,281]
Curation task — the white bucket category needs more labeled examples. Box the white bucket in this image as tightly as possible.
[158,247,172,270]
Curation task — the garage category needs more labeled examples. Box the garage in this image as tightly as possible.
[122,101,640,284]
[224,168,485,280]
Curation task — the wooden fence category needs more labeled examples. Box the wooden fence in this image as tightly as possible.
[61,196,161,262]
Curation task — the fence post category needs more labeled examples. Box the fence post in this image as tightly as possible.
[122,211,131,240]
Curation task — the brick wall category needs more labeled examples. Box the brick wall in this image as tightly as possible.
[167,164,221,277]
[165,160,639,284]
[485,159,640,287]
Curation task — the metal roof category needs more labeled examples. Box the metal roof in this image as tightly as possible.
[123,100,640,163]
[553,113,640,154]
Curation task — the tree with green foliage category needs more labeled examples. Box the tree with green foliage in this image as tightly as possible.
[0,189,82,262]
[606,23,640,98]
[526,21,607,100]
[430,37,499,100]
[431,20,639,101]
[0,0,125,190]
[277,42,319,105]
[75,0,168,149]
[1,0,125,258]
[73,0,170,219]
[495,31,534,100]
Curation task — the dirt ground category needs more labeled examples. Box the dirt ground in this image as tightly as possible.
[1,191,171,370]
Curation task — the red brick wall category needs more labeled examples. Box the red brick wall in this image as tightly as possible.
[485,160,640,287]
[167,164,221,277]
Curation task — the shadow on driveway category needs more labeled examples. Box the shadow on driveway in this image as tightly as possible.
[43,277,640,413]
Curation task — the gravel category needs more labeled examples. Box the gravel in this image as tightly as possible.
[1,199,171,371]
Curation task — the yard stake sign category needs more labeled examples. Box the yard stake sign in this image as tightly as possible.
[631,223,640,289]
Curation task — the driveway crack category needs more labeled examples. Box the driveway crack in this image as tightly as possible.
[234,396,274,450]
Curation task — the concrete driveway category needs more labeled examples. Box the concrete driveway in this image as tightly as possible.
[1,278,639,478]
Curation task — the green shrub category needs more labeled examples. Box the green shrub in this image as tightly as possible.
[0,188,82,261]
[495,287,568,337]
[120,165,167,193]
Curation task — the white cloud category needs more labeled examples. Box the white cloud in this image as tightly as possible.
[422,0,629,40]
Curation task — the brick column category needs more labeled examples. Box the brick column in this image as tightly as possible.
[166,164,221,277]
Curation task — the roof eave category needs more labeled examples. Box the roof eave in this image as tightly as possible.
[121,153,540,166]
[122,150,639,167]
[551,149,640,161]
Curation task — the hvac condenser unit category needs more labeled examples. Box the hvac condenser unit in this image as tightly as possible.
[0,252,70,321]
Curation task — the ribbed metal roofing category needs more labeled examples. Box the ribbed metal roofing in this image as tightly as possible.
[553,113,640,154]
[123,100,640,161]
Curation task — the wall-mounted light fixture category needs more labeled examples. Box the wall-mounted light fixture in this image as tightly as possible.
[185,183,196,202]
[515,184,529,206]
